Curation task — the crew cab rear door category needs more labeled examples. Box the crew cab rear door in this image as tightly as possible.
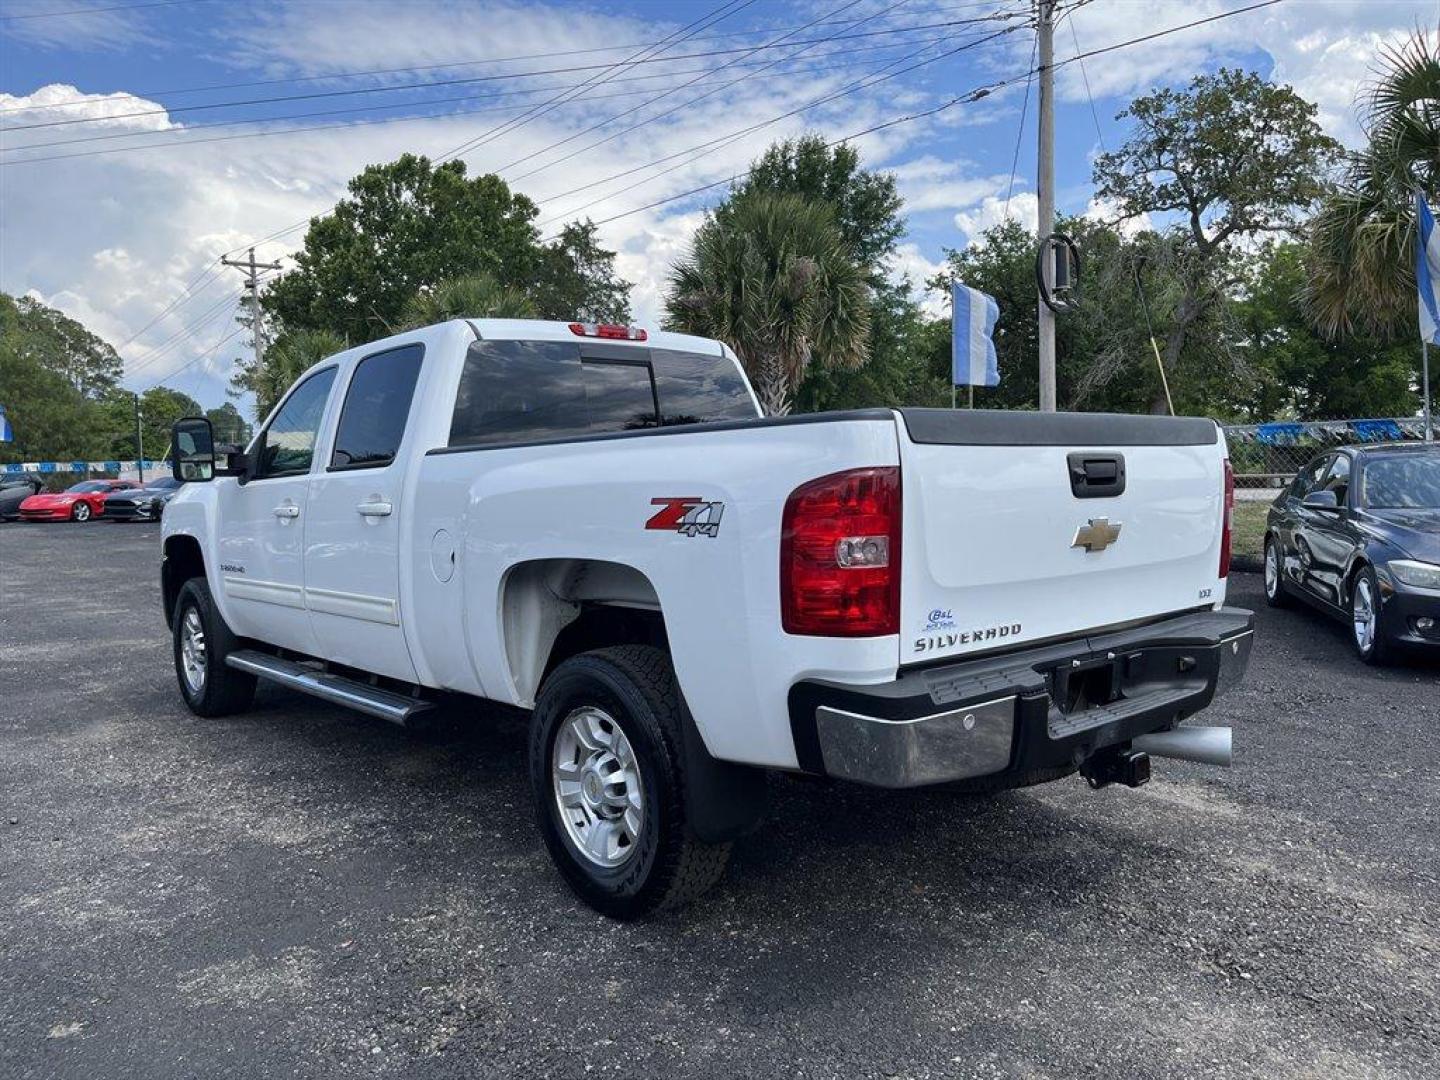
[303,342,425,682]
[895,410,1227,665]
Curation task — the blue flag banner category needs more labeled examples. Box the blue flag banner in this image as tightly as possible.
[951,282,1000,388]
[0,404,12,443]
[1418,192,1440,345]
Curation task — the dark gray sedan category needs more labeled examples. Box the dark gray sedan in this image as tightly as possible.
[104,476,184,522]
[0,473,44,521]
[1264,443,1440,663]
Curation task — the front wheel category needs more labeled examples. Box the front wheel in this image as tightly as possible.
[1350,566,1391,666]
[71,501,92,522]
[529,646,730,919]
[172,578,256,716]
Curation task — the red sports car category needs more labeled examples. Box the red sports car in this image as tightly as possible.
[19,479,141,522]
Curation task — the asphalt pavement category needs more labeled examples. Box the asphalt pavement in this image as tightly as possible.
[1,523,1437,1080]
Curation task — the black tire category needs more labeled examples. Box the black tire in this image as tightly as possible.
[1349,565,1392,666]
[172,578,256,717]
[71,501,92,523]
[1263,535,1292,608]
[529,645,730,919]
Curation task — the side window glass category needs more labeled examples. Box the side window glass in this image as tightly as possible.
[331,344,424,470]
[1322,455,1351,505]
[1291,456,1329,498]
[258,367,337,479]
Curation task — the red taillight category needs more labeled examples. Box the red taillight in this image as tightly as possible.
[1219,457,1235,579]
[781,467,901,637]
[568,321,648,341]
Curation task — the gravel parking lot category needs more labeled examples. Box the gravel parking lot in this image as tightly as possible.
[2,523,1437,1080]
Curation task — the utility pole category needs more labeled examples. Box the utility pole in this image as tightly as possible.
[1036,0,1057,413]
[133,391,145,483]
[221,247,282,377]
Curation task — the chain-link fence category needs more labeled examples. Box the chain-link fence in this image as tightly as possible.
[1222,417,1433,489]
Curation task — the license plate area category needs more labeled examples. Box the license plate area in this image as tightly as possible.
[1049,656,1121,715]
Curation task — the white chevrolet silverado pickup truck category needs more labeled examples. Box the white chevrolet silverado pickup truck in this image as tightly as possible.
[162,318,1253,917]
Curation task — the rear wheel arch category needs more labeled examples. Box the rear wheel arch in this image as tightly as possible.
[499,558,667,706]
[502,559,768,849]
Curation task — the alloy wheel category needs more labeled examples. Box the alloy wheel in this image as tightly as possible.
[552,706,645,868]
[180,607,207,695]
[1352,577,1377,655]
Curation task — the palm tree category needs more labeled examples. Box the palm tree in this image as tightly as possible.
[1306,28,1439,337]
[401,272,537,330]
[664,192,870,416]
[245,328,346,418]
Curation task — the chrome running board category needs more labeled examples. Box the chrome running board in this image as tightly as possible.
[225,649,434,725]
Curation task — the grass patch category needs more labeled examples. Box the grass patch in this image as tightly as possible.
[1231,500,1270,558]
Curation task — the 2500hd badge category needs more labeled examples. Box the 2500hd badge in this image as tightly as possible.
[913,621,1023,655]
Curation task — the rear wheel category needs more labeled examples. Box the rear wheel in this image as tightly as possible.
[1263,535,1292,608]
[1349,566,1391,666]
[172,578,256,716]
[71,501,92,522]
[529,645,730,919]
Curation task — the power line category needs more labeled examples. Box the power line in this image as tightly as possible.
[0,0,1005,109]
[1003,26,1038,218]
[5,37,945,156]
[106,0,758,363]
[139,320,244,392]
[499,0,893,184]
[0,13,1032,132]
[0,0,211,20]
[124,289,243,378]
[545,0,1290,236]
[536,20,1022,230]
[107,0,1286,373]
[112,260,224,351]
[1068,3,1106,152]
[433,0,767,165]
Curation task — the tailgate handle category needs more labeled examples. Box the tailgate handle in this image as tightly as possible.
[1068,452,1126,499]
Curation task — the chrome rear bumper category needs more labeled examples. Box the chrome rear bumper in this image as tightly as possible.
[791,608,1254,789]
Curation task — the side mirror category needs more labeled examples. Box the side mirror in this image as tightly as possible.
[1302,489,1340,511]
[172,417,217,482]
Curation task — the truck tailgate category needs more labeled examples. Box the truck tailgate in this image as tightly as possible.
[895,409,1226,664]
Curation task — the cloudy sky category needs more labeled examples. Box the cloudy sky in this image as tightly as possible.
[0,0,1430,416]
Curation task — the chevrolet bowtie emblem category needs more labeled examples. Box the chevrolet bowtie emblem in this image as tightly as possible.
[1072,517,1123,552]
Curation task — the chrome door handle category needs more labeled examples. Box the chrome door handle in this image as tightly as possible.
[356,500,393,517]
[272,505,300,519]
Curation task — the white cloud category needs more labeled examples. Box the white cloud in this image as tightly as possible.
[1084,197,1152,238]
[889,242,947,316]
[888,156,1008,213]
[953,191,1037,244]
[1049,0,1429,148]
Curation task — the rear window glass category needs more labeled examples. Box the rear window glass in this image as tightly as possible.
[449,340,756,448]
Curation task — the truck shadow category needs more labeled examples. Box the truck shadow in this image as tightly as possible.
[232,684,1167,1015]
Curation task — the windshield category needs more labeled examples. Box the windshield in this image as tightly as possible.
[66,481,108,494]
[146,477,181,491]
[1361,455,1440,509]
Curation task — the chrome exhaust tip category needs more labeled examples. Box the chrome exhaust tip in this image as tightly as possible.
[1132,725,1231,768]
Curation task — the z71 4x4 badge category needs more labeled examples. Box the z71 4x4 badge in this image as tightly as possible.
[646,497,724,538]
